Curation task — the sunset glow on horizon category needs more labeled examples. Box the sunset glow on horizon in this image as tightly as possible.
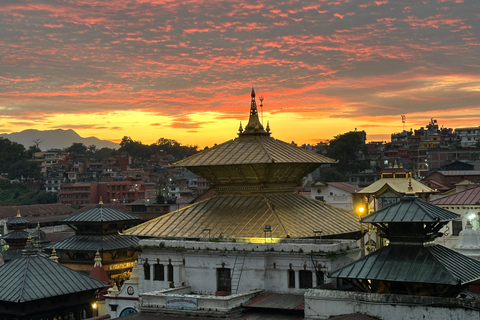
[1,0,480,148]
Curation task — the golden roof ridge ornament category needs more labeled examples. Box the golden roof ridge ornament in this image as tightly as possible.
[16,209,21,217]
[405,173,416,196]
[239,87,270,137]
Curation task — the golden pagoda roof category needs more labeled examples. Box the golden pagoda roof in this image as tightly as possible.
[358,178,434,195]
[123,193,360,239]
[175,88,334,168]
[174,136,335,167]
[174,88,335,186]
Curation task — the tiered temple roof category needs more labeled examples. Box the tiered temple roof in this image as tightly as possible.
[124,89,360,240]
[332,187,480,297]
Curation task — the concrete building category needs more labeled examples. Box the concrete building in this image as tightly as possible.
[310,181,363,211]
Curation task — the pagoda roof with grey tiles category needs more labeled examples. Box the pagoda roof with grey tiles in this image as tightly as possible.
[0,242,107,303]
[45,234,139,251]
[332,243,480,286]
[62,202,141,224]
[362,194,460,224]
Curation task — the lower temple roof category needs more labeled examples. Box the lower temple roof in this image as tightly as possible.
[123,193,360,239]
[0,252,107,303]
[331,243,480,285]
[45,234,139,251]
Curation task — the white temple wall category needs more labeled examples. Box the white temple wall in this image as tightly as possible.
[304,289,480,320]
[138,239,360,296]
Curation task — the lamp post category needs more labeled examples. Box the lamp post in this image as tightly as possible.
[357,206,366,257]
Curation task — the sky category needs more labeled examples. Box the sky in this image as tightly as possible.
[1,0,480,148]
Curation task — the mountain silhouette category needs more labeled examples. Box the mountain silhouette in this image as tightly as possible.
[0,129,118,151]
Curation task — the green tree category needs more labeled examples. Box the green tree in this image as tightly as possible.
[26,145,41,159]
[326,131,369,174]
[119,136,153,159]
[151,138,197,161]
[92,147,116,161]
[0,138,41,179]
[65,142,88,155]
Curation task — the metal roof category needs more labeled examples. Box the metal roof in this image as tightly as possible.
[123,193,360,239]
[45,234,139,251]
[326,182,361,194]
[430,186,480,205]
[1,231,30,240]
[358,178,434,195]
[362,195,460,223]
[174,136,335,167]
[7,217,29,226]
[62,203,141,223]
[0,203,74,220]
[0,253,107,303]
[437,170,480,176]
[244,292,304,310]
[331,244,480,285]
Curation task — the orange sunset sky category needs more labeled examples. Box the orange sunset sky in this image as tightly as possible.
[1,0,480,148]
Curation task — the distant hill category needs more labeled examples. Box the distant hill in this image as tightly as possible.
[0,129,118,151]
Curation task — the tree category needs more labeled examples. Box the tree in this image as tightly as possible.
[26,145,41,159]
[65,142,88,155]
[92,147,116,161]
[0,138,41,179]
[32,138,43,149]
[326,131,369,175]
[151,138,198,160]
[319,166,347,183]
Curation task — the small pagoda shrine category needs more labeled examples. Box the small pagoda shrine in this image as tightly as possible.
[358,161,435,211]
[332,182,480,297]
[0,210,30,262]
[0,236,108,320]
[45,200,141,280]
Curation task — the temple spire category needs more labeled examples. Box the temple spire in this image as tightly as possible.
[239,87,270,137]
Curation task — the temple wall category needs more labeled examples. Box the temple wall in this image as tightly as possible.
[305,289,480,320]
[138,239,360,295]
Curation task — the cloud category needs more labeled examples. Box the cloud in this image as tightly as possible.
[0,0,479,145]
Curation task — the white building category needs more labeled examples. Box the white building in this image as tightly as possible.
[310,181,362,211]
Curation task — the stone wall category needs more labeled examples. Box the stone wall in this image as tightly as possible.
[304,289,480,320]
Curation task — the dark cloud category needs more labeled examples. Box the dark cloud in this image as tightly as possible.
[0,0,479,140]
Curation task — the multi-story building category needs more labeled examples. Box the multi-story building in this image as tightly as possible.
[455,126,480,147]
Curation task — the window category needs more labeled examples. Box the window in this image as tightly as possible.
[316,270,325,285]
[299,270,313,288]
[288,270,295,288]
[167,264,174,282]
[143,262,150,280]
[452,220,463,236]
[154,264,164,281]
[217,268,231,293]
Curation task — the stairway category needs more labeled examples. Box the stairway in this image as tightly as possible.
[231,252,246,294]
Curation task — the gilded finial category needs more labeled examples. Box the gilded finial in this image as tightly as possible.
[99,196,103,205]
[16,209,21,217]
[240,88,270,137]
[266,121,270,133]
[406,173,415,196]
[238,122,243,133]
[94,250,103,267]
[50,248,59,263]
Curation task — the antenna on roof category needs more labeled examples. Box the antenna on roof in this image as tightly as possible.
[259,95,264,125]
[401,115,406,131]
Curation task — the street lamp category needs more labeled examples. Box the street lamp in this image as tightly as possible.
[357,206,365,257]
